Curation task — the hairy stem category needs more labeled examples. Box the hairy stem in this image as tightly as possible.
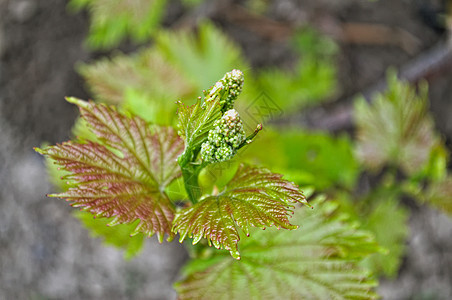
[178,148,205,204]
[181,166,202,204]
[237,123,263,150]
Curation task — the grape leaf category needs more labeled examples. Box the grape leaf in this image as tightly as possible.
[416,141,449,182]
[172,164,308,259]
[77,48,192,106]
[35,99,184,241]
[361,198,409,277]
[355,74,438,175]
[425,176,452,215]
[255,29,337,112]
[175,198,379,299]
[241,128,359,190]
[45,148,146,258]
[68,0,168,49]
[77,22,247,125]
[177,96,222,155]
[156,22,248,92]
[75,211,145,259]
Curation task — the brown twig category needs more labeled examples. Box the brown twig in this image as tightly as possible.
[275,39,452,132]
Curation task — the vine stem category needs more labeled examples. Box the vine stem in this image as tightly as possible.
[181,166,202,204]
[178,148,206,204]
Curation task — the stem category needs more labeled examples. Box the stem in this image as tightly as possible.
[178,148,206,204]
[237,123,263,150]
[181,166,202,204]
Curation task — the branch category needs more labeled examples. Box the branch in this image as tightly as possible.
[275,39,452,132]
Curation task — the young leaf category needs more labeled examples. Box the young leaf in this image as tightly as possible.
[355,75,438,175]
[175,198,379,299]
[172,164,308,259]
[177,69,245,158]
[177,96,222,155]
[35,99,184,241]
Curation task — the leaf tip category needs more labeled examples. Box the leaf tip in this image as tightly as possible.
[33,147,45,155]
[65,96,89,109]
[230,250,241,260]
[157,233,164,243]
[178,232,188,243]
[192,234,203,245]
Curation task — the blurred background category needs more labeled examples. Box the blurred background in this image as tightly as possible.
[1,0,452,299]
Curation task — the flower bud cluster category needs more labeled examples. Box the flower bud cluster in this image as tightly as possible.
[201,109,246,163]
[219,69,244,111]
[203,69,244,112]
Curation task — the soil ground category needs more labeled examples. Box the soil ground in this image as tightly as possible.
[1,0,451,299]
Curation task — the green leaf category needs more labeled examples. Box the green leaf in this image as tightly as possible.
[241,128,359,190]
[75,211,145,259]
[417,142,449,182]
[77,22,247,124]
[35,99,184,241]
[175,198,379,299]
[122,88,176,125]
[176,68,246,161]
[72,117,101,144]
[425,176,452,215]
[252,29,337,112]
[355,74,438,175]
[69,0,168,49]
[360,198,409,277]
[77,47,192,122]
[173,164,308,259]
[156,22,248,92]
[176,94,222,155]
[44,153,77,191]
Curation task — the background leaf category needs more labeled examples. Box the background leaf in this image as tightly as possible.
[360,198,409,277]
[355,74,438,175]
[175,198,380,299]
[76,23,336,127]
[77,48,192,107]
[68,0,168,49]
[425,176,452,215]
[77,22,248,126]
[156,22,249,92]
[240,128,359,190]
[253,29,338,112]
[75,211,145,259]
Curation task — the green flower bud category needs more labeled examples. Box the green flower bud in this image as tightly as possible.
[203,69,244,112]
[219,69,244,111]
[201,109,246,163]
